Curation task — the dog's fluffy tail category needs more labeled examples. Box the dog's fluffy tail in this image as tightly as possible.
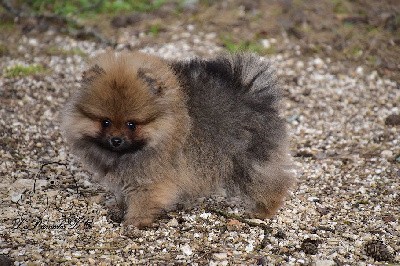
[227,53,281,105]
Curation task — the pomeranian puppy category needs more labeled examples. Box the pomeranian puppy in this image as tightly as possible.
[62,51,295,227]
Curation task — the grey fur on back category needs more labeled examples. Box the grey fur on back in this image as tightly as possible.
[170,53,293,200]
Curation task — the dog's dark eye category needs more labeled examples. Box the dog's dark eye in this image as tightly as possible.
[101,119,111,128]
[126,121,136,130]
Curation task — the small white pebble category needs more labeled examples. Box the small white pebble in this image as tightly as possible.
[368,70,378,80]
[212,252,227,260]
[245,242,254,252]
[209,261,217,266]
[28,38,38,46]
[313,57,324,68]
[381,150,393,158]
[355,66,364,75]
[187,25,195,31]
[296,61,304,69]
[167,218,179,227]
[181,244,193,256]
[307,196,319,202]
[199,212,211,219]
[315,260,336,266]
[261,39,271,49]
[10,192,22,203]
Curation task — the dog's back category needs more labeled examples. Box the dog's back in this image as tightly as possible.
[171,53,295,217]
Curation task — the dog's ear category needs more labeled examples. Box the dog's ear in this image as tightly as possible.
[137,68,164,95]
[82,64,105,85]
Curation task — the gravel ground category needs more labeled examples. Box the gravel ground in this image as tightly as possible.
[0,24,399,265]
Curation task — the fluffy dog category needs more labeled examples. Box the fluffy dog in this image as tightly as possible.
[62,51,295,227]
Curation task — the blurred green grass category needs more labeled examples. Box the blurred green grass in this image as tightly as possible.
[4,64,48,78]
[25,0,178,16]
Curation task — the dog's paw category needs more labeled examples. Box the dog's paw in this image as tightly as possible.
[123,215,156,229]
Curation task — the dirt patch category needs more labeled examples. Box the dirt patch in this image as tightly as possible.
[2,0,399,83]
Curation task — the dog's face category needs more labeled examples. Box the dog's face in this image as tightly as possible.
[77,112,147,155]
[62,52,190,170]
[73,64,160,155]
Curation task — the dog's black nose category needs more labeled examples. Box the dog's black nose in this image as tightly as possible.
[110,137,123,147]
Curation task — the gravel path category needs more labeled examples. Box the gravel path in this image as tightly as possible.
[0,26,399,265]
